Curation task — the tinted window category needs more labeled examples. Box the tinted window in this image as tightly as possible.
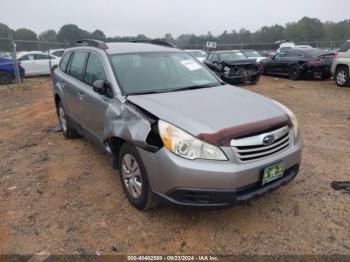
[84,52,108,85]
[68,51,88,80]
[35,54,53,60]
[275,52,287,60]
[52,50,64,57]
[285,51,300,58]
[59,52,71,72]
[19,54,35,61]
[339,41,350,52]
[212,54,219,62]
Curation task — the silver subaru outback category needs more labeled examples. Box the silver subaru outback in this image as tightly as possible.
[52,40,303,210]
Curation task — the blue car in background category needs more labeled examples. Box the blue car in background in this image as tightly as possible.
[0,57,25,85]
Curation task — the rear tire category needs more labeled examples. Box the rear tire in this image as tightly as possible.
[118,143,159,210]
[335,67,350,87]
[0,71,13,85]
[57,101,80,138]
[288,65,301,80]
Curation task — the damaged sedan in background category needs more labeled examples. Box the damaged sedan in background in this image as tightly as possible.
[261,48,334,80]
[52,40,302,210]
[203,50,261,85]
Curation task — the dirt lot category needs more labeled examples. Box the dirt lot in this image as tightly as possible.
[0,76,349,256]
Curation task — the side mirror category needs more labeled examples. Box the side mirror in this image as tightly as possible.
[92,80,112,98]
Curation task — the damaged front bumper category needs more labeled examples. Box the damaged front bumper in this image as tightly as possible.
[221,70,261,85]
[137,133,302,207]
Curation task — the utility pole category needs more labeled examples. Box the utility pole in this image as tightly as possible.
[8,30,21,86]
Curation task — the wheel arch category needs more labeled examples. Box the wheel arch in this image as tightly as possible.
[336,64,349,71]
[54,93,61,109]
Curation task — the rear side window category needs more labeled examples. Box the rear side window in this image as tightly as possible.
[35,54,53,60]
[59,52,71,72]
[19,54,35,61]
[84,52,108,85]
[339,41,350,52]
[68,51,88,80]
[52,50,64,57]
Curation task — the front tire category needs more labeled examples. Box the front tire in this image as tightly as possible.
[288,65,301,80]
[0,71,13,85]
[118,143,158,210]
[335,67,350,87]
[57,101,79,138]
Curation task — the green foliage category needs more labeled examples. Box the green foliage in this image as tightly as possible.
[14,28,38,51]
[56,24,90,43]
[1,16,350,52]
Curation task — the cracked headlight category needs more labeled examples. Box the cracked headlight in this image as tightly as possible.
[158,120,227,161]
[273,101,299,138]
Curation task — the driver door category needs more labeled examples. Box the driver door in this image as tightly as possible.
[204,53,219,72]
[269,51,287,74]
[78,51,112,140]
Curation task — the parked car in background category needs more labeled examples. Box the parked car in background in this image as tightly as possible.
[0,52,12,59]
[185,49,208,62]
[52,40,302,210]
[241,50,266,62]
[0,57,25,84]
[261,48,334,80]
[203,50,261,84]
[50,49,65,57]
[17,51,60,76]
[331,40,350,87]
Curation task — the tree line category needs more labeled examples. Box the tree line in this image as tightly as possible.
[0,17,350,51]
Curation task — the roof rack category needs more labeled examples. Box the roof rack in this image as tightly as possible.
[131,39,176,48]
[72,39,108,50]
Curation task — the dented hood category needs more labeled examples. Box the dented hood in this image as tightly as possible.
[127,85,287,137]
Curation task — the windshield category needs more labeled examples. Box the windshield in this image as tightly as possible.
[242,51,261,58]
[218,52,247,61]
[110,52,221,95]
[187,50,208,58]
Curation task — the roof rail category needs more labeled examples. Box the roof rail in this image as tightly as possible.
[131,39,176,48]
[72,39,108,50]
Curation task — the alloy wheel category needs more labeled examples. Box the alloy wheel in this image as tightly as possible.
[58,106,67,133]
[122,153,142,199]
[337,70,347,85]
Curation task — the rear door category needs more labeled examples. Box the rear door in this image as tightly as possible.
[64,50,89,123]
[18,54,36,75]
[269,51,288,74]
[34,54,54,74]
[78,51,111,139]
[204,53,219,72]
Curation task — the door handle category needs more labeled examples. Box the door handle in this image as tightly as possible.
[78,92,85,100]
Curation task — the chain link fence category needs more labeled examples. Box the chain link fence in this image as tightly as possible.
[0,32,68,85]
[177,40,345,52]
[0,31,346,86]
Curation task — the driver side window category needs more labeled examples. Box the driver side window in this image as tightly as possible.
[211,54,218,63]
[275,52,287,60]
[84,52,108,86]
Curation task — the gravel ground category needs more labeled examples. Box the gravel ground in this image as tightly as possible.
[0,76,349,256]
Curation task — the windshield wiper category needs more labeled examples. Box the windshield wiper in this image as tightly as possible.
[165,83,223,93]
[126,83,224,96]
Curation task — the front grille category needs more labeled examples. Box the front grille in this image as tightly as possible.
[230,65,259,76]
[230,125,292,163]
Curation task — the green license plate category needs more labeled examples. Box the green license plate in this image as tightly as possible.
[262,162,285,186]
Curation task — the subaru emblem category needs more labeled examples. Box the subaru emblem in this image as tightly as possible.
[263,134,275,145]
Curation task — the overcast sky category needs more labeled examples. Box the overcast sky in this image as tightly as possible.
[3,0,350,37]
